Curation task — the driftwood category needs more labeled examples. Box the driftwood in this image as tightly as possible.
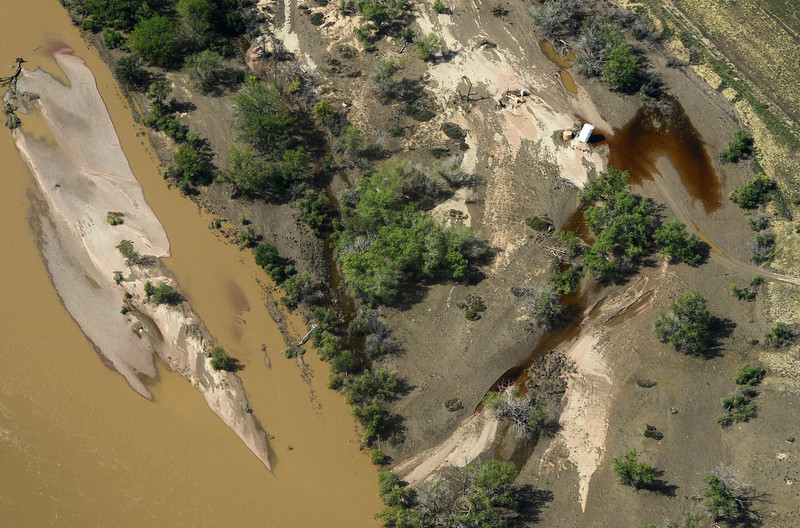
[0,58,25,88]
[456,76,487,104]
[477,39,497,49]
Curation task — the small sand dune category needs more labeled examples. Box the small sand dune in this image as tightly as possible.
[10,48,271,470]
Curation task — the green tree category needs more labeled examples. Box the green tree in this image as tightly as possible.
[173,142,212,184]
[464,460,519,509]
[654,290,713,355]
[729,172,775,208]
[210,345,236,371]
[232,78,295,156]
[654,218,702,265]
[702,472,751,520]
[114,54,149,89]
[720,130,754,163]
[414,32,442,61]
[176,0,217,46]
[182,50,225,92]
[127,15,180,68]
[612,449,657,489]
[603,42,638,92]
[340,124,363,157]
[146,81,171,107]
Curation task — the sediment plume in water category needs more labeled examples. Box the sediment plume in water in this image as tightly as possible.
[8,47,271,470]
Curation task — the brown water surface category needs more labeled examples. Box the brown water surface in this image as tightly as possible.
[0,1,380,526]
[597,96,723,213]
[539,40,578,94]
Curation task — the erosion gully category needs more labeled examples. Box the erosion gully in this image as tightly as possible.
[0,1,380,526]
[482,89,722,454]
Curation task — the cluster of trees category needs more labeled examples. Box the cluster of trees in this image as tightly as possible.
[376,460,526,528]
[218,79,314,199]
[143,280,182,305]
[74,0,245,82]
[534,0,657,94]
[335,161,487,305]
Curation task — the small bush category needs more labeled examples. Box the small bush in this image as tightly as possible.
[414,32,442,61]
[735,364,765,386]
[765,322,792,348]
[654,290,714,355]
[729,284,754,301]
[144,281,181,305]
[444,398,463,412]
[114,55,149,89]
[636,379,657,388]
[643,424,663,440]
[719,130,754,163]
[327,373,345,390]
[747,214,770,231]
[526,216,552,231]
[433,0,446,13]
[524,284,565,328]
[750,231,775,264]
[118,241,139,262]
[717,393,755,426]
[310,12,325,25]
[370,448,390,465]
[210,346,236,371]
[491,3,506,16]
[729,172,775,209]
[107,214,123,226]
[612,449,657,489]
[550,266,583,295]
[102,28,124,48]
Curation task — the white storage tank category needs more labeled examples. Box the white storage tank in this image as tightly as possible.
[578,123,595,143]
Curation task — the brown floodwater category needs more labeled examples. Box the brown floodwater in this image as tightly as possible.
[596,95,723,214]
[539,40,578,95]
[0,1,380,526]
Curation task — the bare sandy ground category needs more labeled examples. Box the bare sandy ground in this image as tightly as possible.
[10,48,271,470]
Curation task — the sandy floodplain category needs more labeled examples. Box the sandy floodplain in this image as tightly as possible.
[9,47,271,470]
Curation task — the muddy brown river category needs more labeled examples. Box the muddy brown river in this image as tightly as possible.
[0,1,379,526]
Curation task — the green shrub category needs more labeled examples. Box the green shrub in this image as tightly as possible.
[702,474,747,520]
[144,281,181,305]
[182,50,225,92]
[654,290,713,355]
[750,231,775,264]
[118,241,139,261]
[643,424,663,440]
[603,42,639,92]
[310,12,325,25]
[526,215,552,231]
[433,0,446,13]
[730,284,754,300]
[720,130,754,163]
[729,172,775,208]
[255,242,288,283]
[718,393,755,426]
[102,28,124,48]
[765,322,792,348]
[107,215,123,226]
[490,3,506,16]
[735,364,765,386]
[654,218,702,265]
[370,448,390,465]
[414,32,442,61]
[555,229,582,258]
[550,266,583,295]
[114,55,149,89]
[612,449,657,489]
[327,373,345,390]
[297,188,331,236]
[331,350,356,373]
[210,346,236,371]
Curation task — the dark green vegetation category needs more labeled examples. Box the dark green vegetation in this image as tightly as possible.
[210,345,236,371]
[702,471,753,521]
[376,460,530,528]
[143,280,182,305]
[612,449,658,490]
[729,275,763,300]
[643,424,663,441]
[750,230,776,264]
[735,363,765,386]
[335,161,487,306]
[654,290,714,355]
[717,388,756,426]
[526,215,552,231]
[575,168,702,281]
[729,172,775,209]
[719,130,754,163]
[458,294,486,321]
[117,240,139,262]
[414,33,442,61]
[346,0,407,45]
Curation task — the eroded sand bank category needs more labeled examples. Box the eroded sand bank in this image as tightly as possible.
[10,48,271,470]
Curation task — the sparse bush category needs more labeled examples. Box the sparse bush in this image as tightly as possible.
[719,130,754,163]
[612,449,657,489]
[523,284,565,328]
[118,241,139,262]
[765,322,792,348]
[730,284,754,300]
[750,231,775,264]
[534,0,581,39]
[654,290,713,355]
[340,124,363,158]
[444,398,463,412]
[747,213,770,231]
[735,364,765,386]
